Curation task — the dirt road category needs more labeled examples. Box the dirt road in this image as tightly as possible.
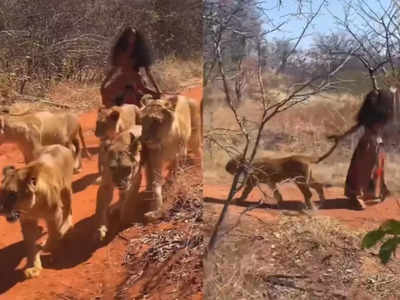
[0,86,203,300]
[203,182,400,230]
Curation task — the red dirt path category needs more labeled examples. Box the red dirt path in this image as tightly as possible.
[203,182,400,231]
[0,86,203,300]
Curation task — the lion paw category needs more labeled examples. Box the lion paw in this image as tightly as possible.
[95,226,107,242]
[24,266,42,279]
[309,205,318,211]
[94,176,102,185]
[144,210,163,223]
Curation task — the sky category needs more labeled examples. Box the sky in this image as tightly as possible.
[263,0,393,49]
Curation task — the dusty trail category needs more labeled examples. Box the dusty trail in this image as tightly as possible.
[203,182,400,230]
[0,85,202,300]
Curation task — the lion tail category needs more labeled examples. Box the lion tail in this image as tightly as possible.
[78,125,91,159]
[313,138,339,164]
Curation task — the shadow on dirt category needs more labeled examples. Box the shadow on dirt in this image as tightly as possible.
[42,190,153,270]
[0,190,154,295]
[86,146,99,155]
[72,173,99,193]
[0,241,26,294]
[204,196,362,211]
[0,227,49,295]
[40,207,118,270]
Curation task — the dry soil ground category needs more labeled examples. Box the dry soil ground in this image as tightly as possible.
[0,86,203,300]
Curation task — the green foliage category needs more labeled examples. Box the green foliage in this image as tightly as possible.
[362,229,385,249]
[362,219,400,264]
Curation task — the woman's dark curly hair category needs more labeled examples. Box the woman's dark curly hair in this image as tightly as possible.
[110,26,153,70]
[357,89,394,128]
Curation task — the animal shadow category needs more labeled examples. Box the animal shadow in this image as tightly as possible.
[204,196,359,211]
[86,146,99,155]
[0,228,46,294]
[0,190,156,294]
[41,190,155,270]
[72,173,99,193]
[40,211,110,270]
[0,241,26,294]
[318,198,355,209]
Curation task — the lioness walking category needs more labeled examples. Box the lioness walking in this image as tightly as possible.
[0,144,74,279]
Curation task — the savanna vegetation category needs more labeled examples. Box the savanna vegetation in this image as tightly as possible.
[0,0,202,109]
[203,1,400,299]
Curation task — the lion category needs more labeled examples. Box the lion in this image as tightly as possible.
[95,104,141,139]
[0,144,74,279]
[95,126,142,241]
[94,104,141,183]
[0,110,91,173]
[225,153,334,210]
[139,95,202,221]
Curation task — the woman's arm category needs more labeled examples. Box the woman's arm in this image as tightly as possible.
[100,66,119,107]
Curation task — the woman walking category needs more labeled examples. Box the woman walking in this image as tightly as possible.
[101,26,161,107]
[329,89,393,210]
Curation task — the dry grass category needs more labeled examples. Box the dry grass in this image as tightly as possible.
[47,81,101,112]
[204,82,400,192]
[116,164,204,300]
[204,212,400,300]
[0,57,203,114]
[152,55,203,93]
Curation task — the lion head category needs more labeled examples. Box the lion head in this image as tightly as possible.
[104,126,142,190]
[0,165,37,223]
[95,106,122,139]
[140,96,178,149]
[225,156,246,175]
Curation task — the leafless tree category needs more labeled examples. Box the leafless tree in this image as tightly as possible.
[326,0,400,90]
[319,0,400,128]
[204,0,353,256]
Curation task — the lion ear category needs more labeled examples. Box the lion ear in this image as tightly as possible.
[2,165,16,177]
[14,167,36,192]
[27,176,37,192]
[140,94,154,107]
[165,96,179,111]
[109,110,120,122]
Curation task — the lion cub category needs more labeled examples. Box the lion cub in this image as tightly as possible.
[95,126,142,241]
[225,154,327,210]
[140,95,202,221]
[0,144,74,279]
[0,110,90,172]
[94,104,141,183]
